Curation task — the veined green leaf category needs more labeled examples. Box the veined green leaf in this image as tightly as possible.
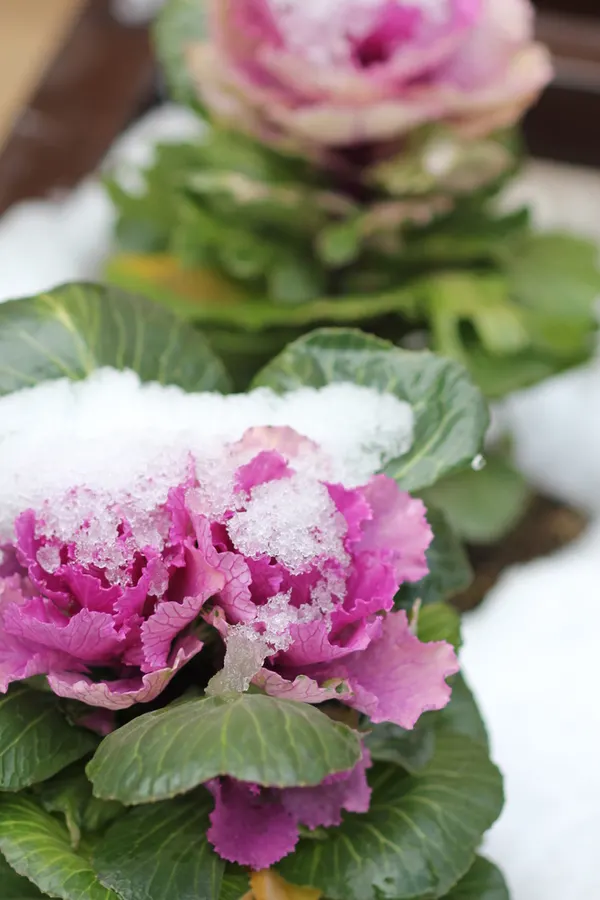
[508,231,600,318]
[253,329,488,493]
[0,686,97,792]
[417,603,462,650]
[0,282,230,397]
[218,869,251,900]
[0,795,119,900]
[424,456,531,545]
[93,794,224,900]
[0,852,45,900]
[38,764,124,847]
[365,671,487,777]
[278,734,503,900]
[433,674,489,749]
[442,856,509,899]
[87,693,362,804]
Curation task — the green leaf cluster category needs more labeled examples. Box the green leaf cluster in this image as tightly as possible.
[105,119,599,400]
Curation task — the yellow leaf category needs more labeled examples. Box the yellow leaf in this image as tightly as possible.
[107,253,245,309]
[250,869,322,900]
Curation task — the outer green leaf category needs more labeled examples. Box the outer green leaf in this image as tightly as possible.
[423,457,531,545]
[465,346,560,399]
[253,329,488,492]
[396,507,473,608]
[0,795,119,900]
[278,734,503,900]
[433,674,489,749]
[442,856,509,899]
[93,793,224,900]
[38,764,123,846]
[364,720,435,775]
[154,0,208,105]
[105,253,421,331]
[88,693,361,804]
[82,796,125,836]
[0,282,230,397]
[417,603,462,651]
[218,870,251,900]
[0,852,45,900]
[0,686,97,792]
[39,767,93,848]
[508,232,600,317]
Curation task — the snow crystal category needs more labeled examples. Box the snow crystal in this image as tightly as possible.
[0,370,413,563]
[227,476,348,574]
[36,545,61,573]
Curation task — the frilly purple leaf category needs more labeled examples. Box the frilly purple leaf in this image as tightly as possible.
[206,747,372,868]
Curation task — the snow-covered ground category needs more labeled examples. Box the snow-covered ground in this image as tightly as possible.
[1,107,600,898]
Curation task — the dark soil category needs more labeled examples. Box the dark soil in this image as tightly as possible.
[452,495,588,612]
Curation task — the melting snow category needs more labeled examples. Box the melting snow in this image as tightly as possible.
[0,368,413,552]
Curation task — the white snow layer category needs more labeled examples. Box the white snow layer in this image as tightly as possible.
[0,104,203,304]
[1,106,600,896]
[0,369,413,541]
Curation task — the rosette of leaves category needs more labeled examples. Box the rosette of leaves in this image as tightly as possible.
[0,284,506,900]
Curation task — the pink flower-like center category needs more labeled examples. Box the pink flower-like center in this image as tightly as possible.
[267,0,463,68]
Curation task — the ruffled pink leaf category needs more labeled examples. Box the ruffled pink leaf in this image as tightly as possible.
[186,514,255,624]
[327,482,372,547]
[141,575,221,673]
[0,576,75,692]
[48,636,202,710]
[231,426,320,465]
[200,0,549,156]
[277,612,381,669]
[327,611,459,729]
[357,475,432,584]
[3,599,123,663]
[252,668,349,703]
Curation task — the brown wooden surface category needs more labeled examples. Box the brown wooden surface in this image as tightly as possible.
[0,0,85,152]
[536,0,600,17]
[0,0,156,215]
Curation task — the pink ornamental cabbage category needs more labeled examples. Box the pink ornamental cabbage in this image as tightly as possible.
[0,426,457,729]
[186,0,552,153]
